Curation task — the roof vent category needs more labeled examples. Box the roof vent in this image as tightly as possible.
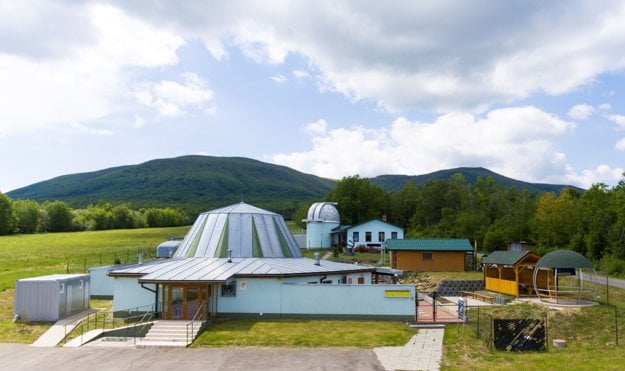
[137,253,143,265]
[314,252,321,266]
[227,249,233,263]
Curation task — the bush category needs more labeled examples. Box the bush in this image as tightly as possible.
[599,255,625,277]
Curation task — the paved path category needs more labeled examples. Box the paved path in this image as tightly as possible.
[587,274,625,290]
[374,328,444,371]
[0,344,382,370]
[31,309,98,347]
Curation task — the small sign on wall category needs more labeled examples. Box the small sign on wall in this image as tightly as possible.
[384,290,411,298]
[239,280,247,290]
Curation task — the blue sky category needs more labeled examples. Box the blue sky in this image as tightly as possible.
[1,1,624,193]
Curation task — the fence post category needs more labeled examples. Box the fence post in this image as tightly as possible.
[432,292,437,322]
[615,305,619,346]
[477,306,480,338]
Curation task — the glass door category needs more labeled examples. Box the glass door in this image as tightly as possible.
[163,285,210,320]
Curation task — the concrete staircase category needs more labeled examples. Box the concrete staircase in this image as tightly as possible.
[137,320,204,348]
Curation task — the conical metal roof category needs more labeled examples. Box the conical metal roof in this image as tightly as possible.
[174,202,302,258]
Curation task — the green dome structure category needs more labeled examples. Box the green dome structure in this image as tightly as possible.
[173,202,302,259]
[533,249,597,306]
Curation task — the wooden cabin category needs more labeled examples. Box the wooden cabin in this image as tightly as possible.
[482,251,541,297]
[385,238,473,271]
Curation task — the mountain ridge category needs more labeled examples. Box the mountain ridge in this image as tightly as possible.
[7,156,582,215]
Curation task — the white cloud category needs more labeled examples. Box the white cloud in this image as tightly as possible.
[616,137,625,151]
[110,1,625,113]
[605,114,625,129]
[293,70,311,80]
[568,104,595,120]
[134,73,215,117]
[599,103,612,111]
[303,119,328,135]
[271,74,287,84]
[0,3,184,137]
[271,106,575,182]
[70,122,114,136]
[565,164,624,188]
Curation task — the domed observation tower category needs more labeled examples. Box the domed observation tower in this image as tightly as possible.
[303,202,340,249]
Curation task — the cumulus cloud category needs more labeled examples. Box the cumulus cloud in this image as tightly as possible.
[134,73,215,117]
[616,137,625,151]
[605,114,625,129]
[271,106,575,182]
[303,119,328,135]
[565,164,625,188]
[0,3,184,136]
[109,1,625,113]
[568,104,595,120]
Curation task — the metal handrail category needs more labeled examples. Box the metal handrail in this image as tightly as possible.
[186,301,206,345]
[63,303,156,346]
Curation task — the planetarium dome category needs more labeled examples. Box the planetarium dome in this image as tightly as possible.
[174,202,302,259]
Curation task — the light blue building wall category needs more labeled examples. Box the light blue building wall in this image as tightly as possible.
[112,277,156,312]
[347,220,404,248]
[217,275,413,319]
[306,222,340,249]
[88,265,115,297]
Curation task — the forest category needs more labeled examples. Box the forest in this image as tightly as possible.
[294,174,625,275]
[0,197,188,234]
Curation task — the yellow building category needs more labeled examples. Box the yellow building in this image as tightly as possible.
[482,251,541,297]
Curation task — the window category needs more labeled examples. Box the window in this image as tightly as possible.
[365,231,372,242]
[221,282,237,297]
[353,231,359,242]
[391,231,398,239]
[378,231,385,242]
[422,252,433,261]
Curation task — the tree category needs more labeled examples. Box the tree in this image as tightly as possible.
[326,176,386,225]
[113,205,136,229]
[14,199,40,233]
[0,193,17,235]
[43,201,74,232]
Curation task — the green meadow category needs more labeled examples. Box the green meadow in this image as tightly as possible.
[0,226,190,291]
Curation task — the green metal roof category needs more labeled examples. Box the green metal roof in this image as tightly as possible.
[385,238,472,251]
[536,249,593,269]
[481,251,537,265]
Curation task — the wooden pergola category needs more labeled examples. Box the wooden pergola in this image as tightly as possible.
[482,251,541,297]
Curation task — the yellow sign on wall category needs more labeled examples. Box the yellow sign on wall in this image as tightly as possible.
[384,290,411,298]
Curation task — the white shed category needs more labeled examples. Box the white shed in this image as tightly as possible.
[14,274,90,322]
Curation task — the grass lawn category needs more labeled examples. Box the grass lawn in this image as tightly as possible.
[0,227,189,343]
[0,226,190,291]
[441,284,625,370]
[192,319,416,348]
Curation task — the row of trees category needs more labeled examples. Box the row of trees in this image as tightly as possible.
[294,174,625,273]
[0,196,188,234]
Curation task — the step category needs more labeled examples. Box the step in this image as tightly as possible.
[136,341,189,348]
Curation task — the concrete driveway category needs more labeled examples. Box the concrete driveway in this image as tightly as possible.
[0,344,383,371]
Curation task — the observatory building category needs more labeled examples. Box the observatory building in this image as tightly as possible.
[302,202,340,249]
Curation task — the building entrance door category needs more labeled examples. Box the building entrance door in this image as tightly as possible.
[162,285,210,320]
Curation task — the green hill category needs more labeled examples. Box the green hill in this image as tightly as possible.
[8,158,581,217]
[369,167,583,193]
[7,156,336,215]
